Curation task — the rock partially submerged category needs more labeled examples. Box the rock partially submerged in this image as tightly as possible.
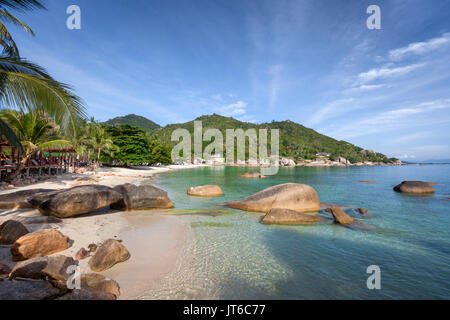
[0,220,29,245]
[187,185,223,197]
[358,208,369,215]
[347,221,376,231]
[224,183,320,213]
[0,189,57,209]
[39,185,123,218]
[262,208,323,225]
[360,181,376,184]
[110,183,174,211]
[328,207,355,226]
[238,172,266,179]
[11,229,70,261]
[394,181,435,194]
[88,239,130,272]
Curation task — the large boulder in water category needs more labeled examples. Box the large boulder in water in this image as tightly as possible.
[187,185,223,197]
[262,208,323,225]
[88,239,130,272]
[329,207,354,226]
[110,183,174,211]
[224,183,320,213]
[394,181,435,194]
[238,172,266,179]
[39,185,123,218]
[0,189,56,209]
[0,220,29,245]
[11,229,71,261]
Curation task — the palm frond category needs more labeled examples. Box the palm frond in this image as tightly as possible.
[0,21,19,56]
[0,57,87,135]
[0,116,22,150]
[0,9,34,35]
[0,0,46,11]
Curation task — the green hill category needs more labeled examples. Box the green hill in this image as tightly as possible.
[104,114,160,133]
[152,114,396,163]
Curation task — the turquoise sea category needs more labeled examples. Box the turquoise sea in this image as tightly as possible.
[148,165,450,299]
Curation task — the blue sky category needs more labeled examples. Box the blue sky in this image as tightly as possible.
[9,0,450,160]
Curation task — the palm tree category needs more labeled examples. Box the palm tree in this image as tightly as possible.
[85,120,117,166]
[0,108,71,179]
[0,0,86,151]
[0,0,43,57]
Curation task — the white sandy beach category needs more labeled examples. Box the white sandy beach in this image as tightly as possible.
[0,164,203,299]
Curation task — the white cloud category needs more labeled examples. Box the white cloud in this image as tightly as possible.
[217,100,248,117]
[307,98,355,126]
[381,99,450,120]
[344,84,386,94]
[357,63,425,83]
[389,33,450,60]
[325,99,450,139]
[269,64,283,110]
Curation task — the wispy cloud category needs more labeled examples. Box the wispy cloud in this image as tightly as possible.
[268,64,283,110]
[389,33,450,60]
[308,98,355,126]
[217,101,248,117]
[381,99,450,119]
[357,63,425,84]
[344,84,386,94]
[326,99,450,139]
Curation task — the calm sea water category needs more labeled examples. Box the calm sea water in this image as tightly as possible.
[145,165,450,299]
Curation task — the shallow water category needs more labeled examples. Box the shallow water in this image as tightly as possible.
[142,165,450,299]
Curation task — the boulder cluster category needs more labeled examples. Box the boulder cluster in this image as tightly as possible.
[0,174,435,300]
[0,182,175,300]
[0,219,127,300]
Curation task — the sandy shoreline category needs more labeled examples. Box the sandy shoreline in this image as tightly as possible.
[0,164,203,299]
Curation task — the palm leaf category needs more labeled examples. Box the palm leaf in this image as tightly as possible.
[0,57,87,135]
[0,0,46,11]
[0,10,34,56]
[0,116,22,150]
[0,9,34,34]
